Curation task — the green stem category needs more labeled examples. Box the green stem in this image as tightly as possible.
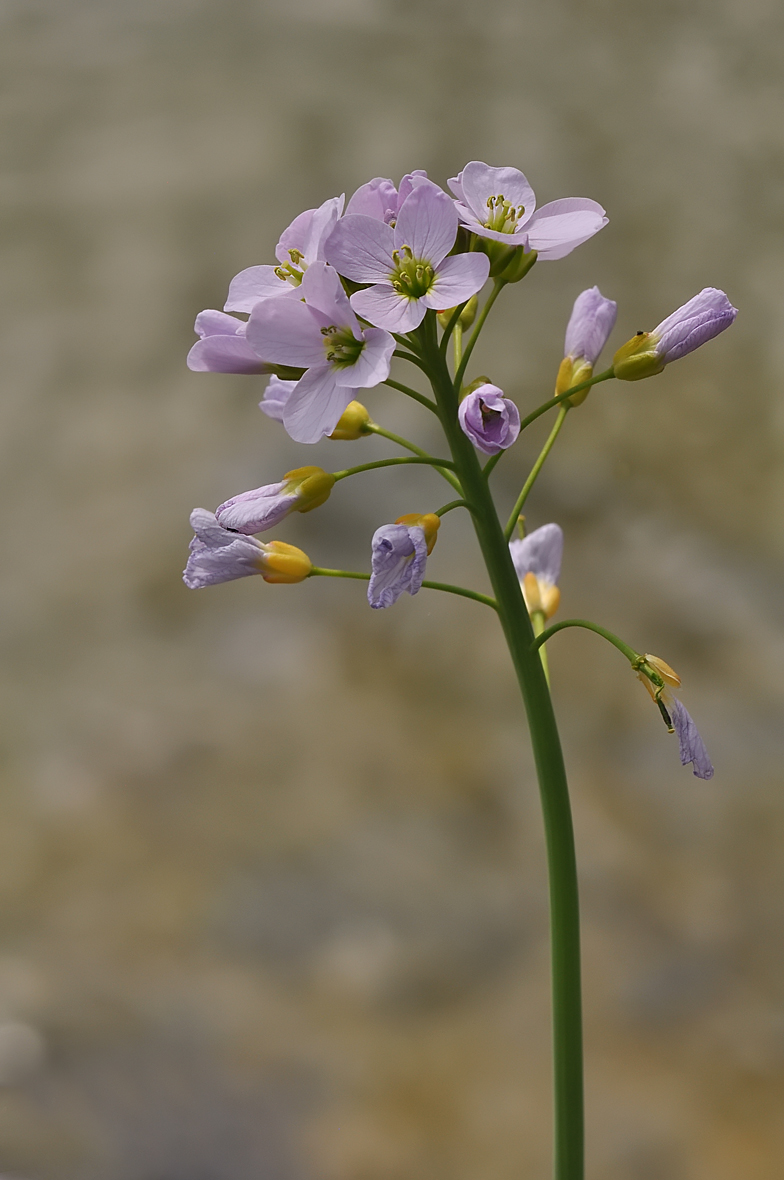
[439,302,467,357]
[332,456,456,481]
[434,498,472,517]
[518,369,614,435]
[308,567,497,610]
[454,279,505,390]
[532,610,551,686]
[453,321,463,372]
[416,313,583,1180]
[531,618,641,665]
[384,375,438,413]
[504,406,570,540]
[364,423,463,495]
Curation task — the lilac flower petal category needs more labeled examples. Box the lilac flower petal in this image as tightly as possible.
[669,698,715,779]
[324,215,395,282]
[654,289,737,362]
[346,177,398,219]
[282,365,355,444]
[216,482,298,534]
[259,377,296,421]
[350,284,426,332]
[183,509,265,587]
[334,326,395,389]
[187,335,272,374]
[424,253,490,309]
[299,261,358,332]
[224,265,295,313]
[246,298,326,368]
[458,386,520,455]
[195,309,245,338]
[394,184,457,268]
[564,286,618,364]
[454,162,536,225]
[525,199,608,260]
[396,170,430,205]
[509,523,564,585]
[276,195,344,265]
[368,523,428,609]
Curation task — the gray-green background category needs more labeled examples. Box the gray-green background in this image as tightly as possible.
[1,0,783,1176]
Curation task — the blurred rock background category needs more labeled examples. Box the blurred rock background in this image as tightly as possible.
[0,0,783,1176]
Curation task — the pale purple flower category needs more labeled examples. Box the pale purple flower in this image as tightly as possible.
[458,384,520,455]
[325,183,490,333]
[345,171,432,224]
[614,288,738,379]
[368,523,429,609]
[448,162,607,260]
[509,524,563,618]
[669,698,714,780]
[187,310,273,375]
[246,262,395,444]
[652,287,737,363]
[259,377,296,421]
[224,195,345,313]
[564,286,617,365]
[216,467,335,534]
[183,509,275,587]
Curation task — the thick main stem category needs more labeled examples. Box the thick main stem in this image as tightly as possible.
[419,318,583,1180]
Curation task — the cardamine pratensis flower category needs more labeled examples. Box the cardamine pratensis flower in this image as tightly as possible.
[325,183,490,333]
[259,376,297,421]
[215,467,336,534]
[224,194,345,312]
[187,310,276,375]
[246,261,395,444]
[368,513,440,609]
[345,171,431,224]
[509,524,563,619]
[637,655,714,779]
[613,288,737,381]
[183,510,311,588]
[458,384,521,455]
[448,162,607,259]
[556,286,617,406]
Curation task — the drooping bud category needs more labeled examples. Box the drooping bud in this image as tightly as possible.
[328,400,371,440]
[215,466,335,534]
[394,512,440,554]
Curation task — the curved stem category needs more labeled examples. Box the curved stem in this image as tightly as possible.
[531,618,641,665]
[364,423,463,495]
[518,369,614,434]
[384,374,439,412]
[434,498,472,517]
[308,567,496,609]
[332,456,456,481]
[504,406,570,540]
[417,314,583,1180]
[454,279,505,390]
[483,450,504,478]
[391,332,423,354]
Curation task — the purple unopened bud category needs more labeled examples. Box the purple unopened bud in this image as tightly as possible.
[216,467,336,534]
[669,698,714,780]
[564,286,617,366]
[368,513,440,609]
[613,288,737,380]
[458,384,521,455]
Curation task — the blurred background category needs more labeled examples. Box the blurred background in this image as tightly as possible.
[1,0,783,1176]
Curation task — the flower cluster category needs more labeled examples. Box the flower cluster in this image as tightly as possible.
[184,160,735,781]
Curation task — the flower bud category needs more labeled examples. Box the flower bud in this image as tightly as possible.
[558,286,617,404]
[394,512,440,554]
[555,356,593,407]
[497,245,538,284]
[259,541,312,583]
[284,466,337,513]
[328,400,371,440]
[458,384,521,455]
[216,466,335,534]
[614,288,737,381]
[612,332,665,381]
[437,295,478,330]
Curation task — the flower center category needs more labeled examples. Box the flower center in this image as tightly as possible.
[274,248,305,287]
[483,194,525,235]
[321,324,365,368]
[479,398,502,427]
[389,245,435,299]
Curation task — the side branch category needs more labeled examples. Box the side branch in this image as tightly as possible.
[308,567,497,609]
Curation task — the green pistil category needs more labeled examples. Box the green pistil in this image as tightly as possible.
[390,245,435,299]
[484,193,525,234]
[321,324,364,368]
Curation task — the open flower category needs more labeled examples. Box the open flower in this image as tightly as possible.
[215,467,336,534]
[345,171,432,224]
[224,194,345,313]
[368,513,440,609]
[448,162,607,259]
[637,655,714,779]
[556,286,617,405]
[246,262,395,444]
[509,524,563,619]
[187,310,275,375]
[613,288,737,380]
[183,509,311,588]
[325,183,490,333]
[458,384,520,455]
